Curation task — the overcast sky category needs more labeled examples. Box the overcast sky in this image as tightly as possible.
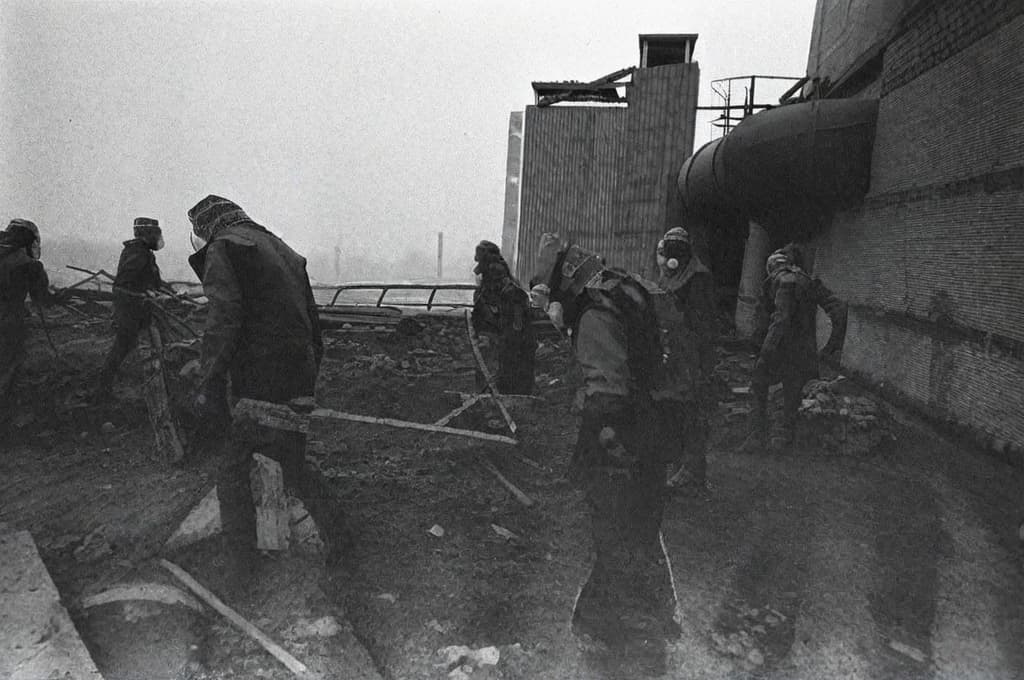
[0,0,814,282]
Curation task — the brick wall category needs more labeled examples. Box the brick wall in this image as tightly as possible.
[882,0,1024,94]
[811,11,1024,457]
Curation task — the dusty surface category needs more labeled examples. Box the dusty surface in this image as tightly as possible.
[2,306,1023,679]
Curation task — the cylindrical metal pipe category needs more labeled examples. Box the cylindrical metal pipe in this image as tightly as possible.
[735,220,771,340]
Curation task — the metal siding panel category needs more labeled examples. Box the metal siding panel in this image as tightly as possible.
[515,64,699,282]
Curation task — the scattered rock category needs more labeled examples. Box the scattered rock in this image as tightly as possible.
[437,644,501,669]
[283,616,343,640]
[888,639,927,663]
[101,421,116,434]
[491,524,520,541]
[376,592,398,603]
[428,524,445,538]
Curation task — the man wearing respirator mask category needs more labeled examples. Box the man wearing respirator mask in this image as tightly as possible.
[95,217,168,399]
[0,219,64,403]
[530,233,679,650]
[742,243,847,453]
[650,227,717,492]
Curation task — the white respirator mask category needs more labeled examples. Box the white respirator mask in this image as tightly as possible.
[546,301,566,329]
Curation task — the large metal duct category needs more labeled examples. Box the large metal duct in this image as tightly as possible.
[678,98,879,237]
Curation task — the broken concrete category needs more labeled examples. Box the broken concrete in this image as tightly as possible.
[0,528,102,680]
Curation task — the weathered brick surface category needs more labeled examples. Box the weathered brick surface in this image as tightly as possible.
[883,0,1024,94]
[814,189,1024,345]
[809,11,1024,457]
[872,14,1024,194]
[839,309,1024,457]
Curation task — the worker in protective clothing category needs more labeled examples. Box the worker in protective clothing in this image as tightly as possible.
[650,227,717,491]
[0,219,61,402]
[531,233,678,648]
[746,243,847,453]
[471,240,536,394]
[186,195,347,585]
[95,217,166,399]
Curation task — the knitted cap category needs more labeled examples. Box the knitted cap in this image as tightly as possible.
[6,218,39,240]
[187,195,249,241]
[660,226,690,244]
[133,217,162,239]
[474,240,501,263]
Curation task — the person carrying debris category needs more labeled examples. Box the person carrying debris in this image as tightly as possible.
[471,240,537,394]
[650,227,717,492]
[744,243,847,453]
[0,219,63,403]
[95,217,167,399]
[186,195,346,585]
[530,233,678,648]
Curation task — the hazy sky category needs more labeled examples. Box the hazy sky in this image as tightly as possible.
[1,0,814,282]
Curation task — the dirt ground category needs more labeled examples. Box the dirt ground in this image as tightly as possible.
[3,306,1024,680]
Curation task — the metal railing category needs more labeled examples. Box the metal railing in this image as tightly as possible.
[323,282,477,311]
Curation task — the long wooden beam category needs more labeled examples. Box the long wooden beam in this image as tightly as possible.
[233,398,518,446]
[464,309,517,434]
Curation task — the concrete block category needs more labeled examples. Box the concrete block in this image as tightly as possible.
[0,529,102,679]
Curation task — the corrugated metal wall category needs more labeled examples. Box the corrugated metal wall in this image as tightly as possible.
[515,62,699,283]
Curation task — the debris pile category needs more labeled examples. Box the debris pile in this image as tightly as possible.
[799,376,895,455]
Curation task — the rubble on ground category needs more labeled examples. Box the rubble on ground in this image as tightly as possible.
[799,376,896,456]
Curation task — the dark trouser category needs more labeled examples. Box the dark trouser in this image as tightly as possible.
[495,330,537,395]
[571,404,678,640]
[217,412,350,577]
[752,358,814,444]
[0,318,28,402]
[656,398,709,485]
[98,306,150,391]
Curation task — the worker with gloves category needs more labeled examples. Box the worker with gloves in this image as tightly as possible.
[744,242,847,453]
[648,227,717,492]
[471,240,537,394]
[95,217,167,399]
[530,232,679,650]
[0,219,63,402]
[186,194,347,590]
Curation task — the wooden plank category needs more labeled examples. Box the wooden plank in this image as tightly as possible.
[0,530,103,680]
[234,399,309,433]
[159,559,309,676]
[250,454,290,552]
[433,393,484,427]
[311,407,519,446]
[464,309,517,434]
[141,325,186,463]
[233,398,519,445]
[479,460,534,507]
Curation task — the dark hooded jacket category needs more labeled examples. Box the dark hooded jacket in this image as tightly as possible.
[651,255,716,402]
[569,268,666,467]
[0,242,51,322]
[759,265,847,377]
[112,238,163,325]
[188,219,323,407]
